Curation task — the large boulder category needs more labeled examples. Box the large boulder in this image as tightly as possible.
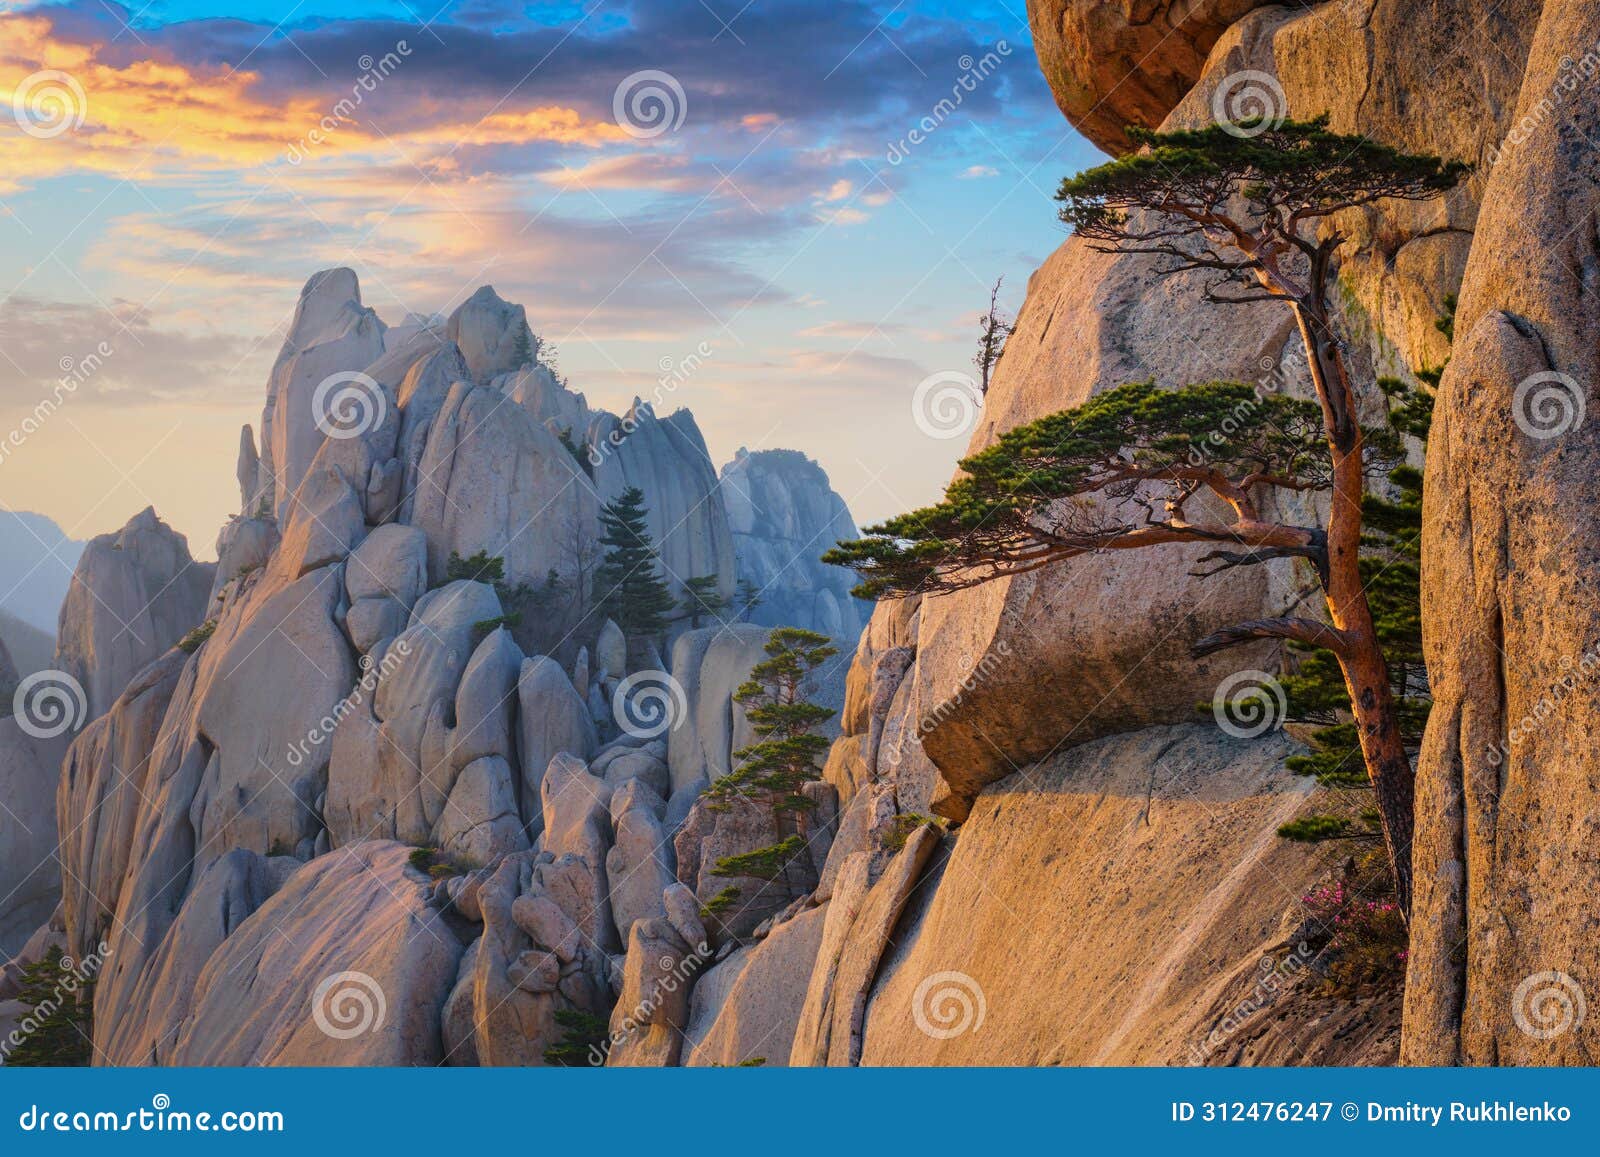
[168,842,464,1065]
[54,507,212,721]
[189,564,358,869]
[446,850,614,1066]
[97,848,297,1065]
[516,656,596,830]
[1026,0,1278,154]
[55,650,186,961]
[605,779,674,943]
[393,343,473,525]
[683,902,828,1067]
[328,585,526,851]
[408,381,596,654]
[447,285,536,383]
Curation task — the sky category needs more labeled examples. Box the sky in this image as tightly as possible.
[0,0,1101,558]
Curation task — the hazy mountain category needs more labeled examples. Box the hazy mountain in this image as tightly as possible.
[0,508,84,633]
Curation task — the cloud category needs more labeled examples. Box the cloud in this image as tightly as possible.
[817,178,853,202]
[0,13,631,193]
[958,164,999,178]
[0,295,256,406]
[797,320,906,340]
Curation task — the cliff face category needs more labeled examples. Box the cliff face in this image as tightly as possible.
[910,0,1533,825]
[1407,0,1600,1066]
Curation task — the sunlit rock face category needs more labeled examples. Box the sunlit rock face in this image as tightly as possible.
[894,0,1530,822]
[1406,0,1600,1067]
[1028,0,1275,152]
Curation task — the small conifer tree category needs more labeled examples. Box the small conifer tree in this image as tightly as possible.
[593,487,676,639]
[706,628,837,895]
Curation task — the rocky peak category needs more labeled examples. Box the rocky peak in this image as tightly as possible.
[280,267,376,354]
[260,266,388,519]
[447,285,537,383]
[54,505,213,721]
[719,447,866,641]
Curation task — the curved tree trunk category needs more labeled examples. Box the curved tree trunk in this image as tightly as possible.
[1293,297,1416,916]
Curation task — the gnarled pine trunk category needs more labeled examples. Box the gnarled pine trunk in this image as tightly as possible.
[1294,298,1416,916]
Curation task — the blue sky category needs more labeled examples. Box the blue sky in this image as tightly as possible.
[0,0,1100,552]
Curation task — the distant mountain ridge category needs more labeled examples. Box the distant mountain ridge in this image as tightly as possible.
[0,508,83,633]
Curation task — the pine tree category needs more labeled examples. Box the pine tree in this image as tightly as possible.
[735,578,763,622]
[4,947,94,1066]
[974,276,1015,395]
[679,574,728,628]
[706,628,837,887]
[1276,306,1442,847]
[593,487,676,639]
[828,118,1468,915]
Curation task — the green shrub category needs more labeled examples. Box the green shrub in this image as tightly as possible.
[880,813,943,853]
[178,619,217,653]
[699,885,742,919]
[543,1009,609,1067]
